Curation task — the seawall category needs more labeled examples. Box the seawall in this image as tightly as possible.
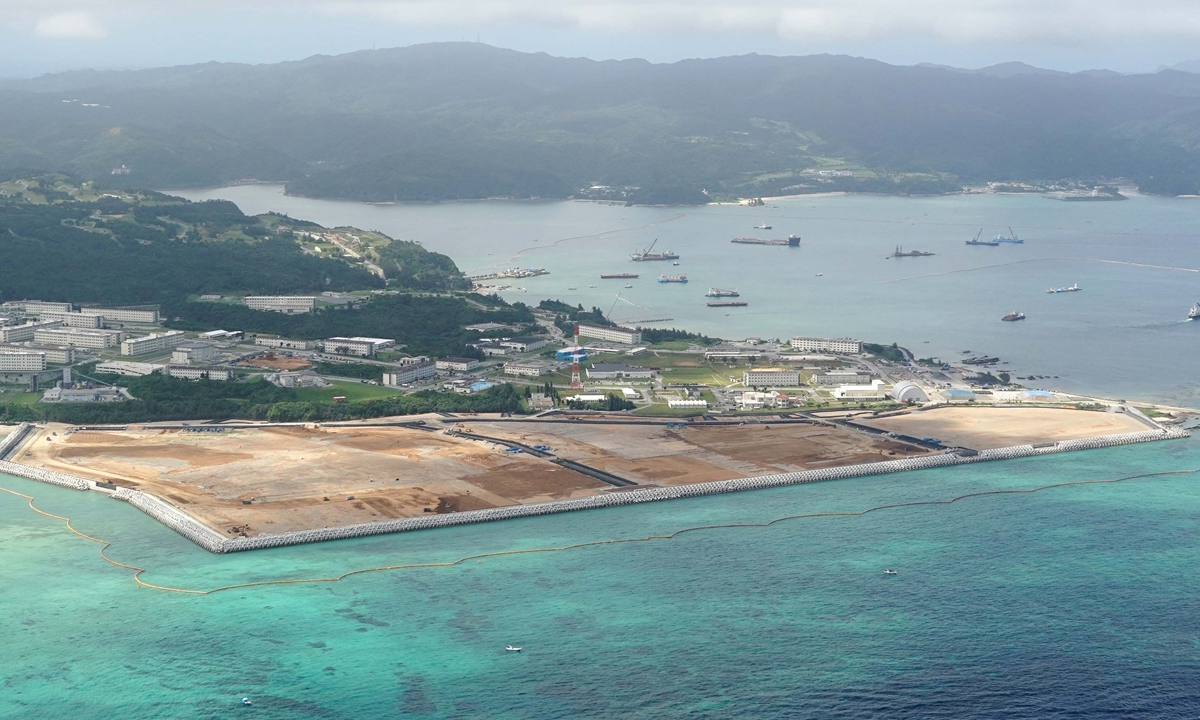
[0,423,1190,554]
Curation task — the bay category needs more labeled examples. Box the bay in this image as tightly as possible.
[171,185,1200,407]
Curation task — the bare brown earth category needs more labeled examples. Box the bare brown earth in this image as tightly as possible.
[12,406,1148,537]
[857,406,1149,450]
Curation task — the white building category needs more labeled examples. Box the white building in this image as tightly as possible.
[242,296,316,314]
[383,362,437,386]
[891,381,931,404]
[499,336,548,352]
[810,370,873,386]
[790,337,862,354]
[255,336,319,351]
[831,379,888,400]
[41,387,126,403]
[200,330,243,341]
[0,343,73,365]
[35,327,122,350]
[743,368,801,386]
[503,360,551,377]
[322,337,393,357]
[735,390,794,410]
[667,397,708,409]
[171,341,219,365]
[95,361,164,377]
[121,330,186,356]
[436,357,481,372]
[40,311,103,329]
[79,306,160,324]
[17,300,72,316]
[0,351,46,371]
[166,365,233,381]
[586,363,654,379]
[1,320,62,343]
[577,324,642,345]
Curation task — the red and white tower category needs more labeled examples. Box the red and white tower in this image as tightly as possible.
[569,325,583,389]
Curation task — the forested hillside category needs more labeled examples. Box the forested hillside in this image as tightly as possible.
[6,44,1200,200]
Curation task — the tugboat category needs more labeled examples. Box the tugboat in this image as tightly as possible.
[631,239,679,261]
[1190,302,1200,320]
[994,226,1023,244]
[966,229,1000,247]
[1002,311,1026,322]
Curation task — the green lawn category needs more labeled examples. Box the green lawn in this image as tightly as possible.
[293,380,405,403]
[0,391,42,406]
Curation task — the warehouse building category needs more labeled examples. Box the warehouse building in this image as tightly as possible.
[35,327,123,350]
[831,380,888,400]
[171,342,219,365]
[891,381,931,404]
[499,336,548,352]
[121,330,186,356]
[383,361,437,386]
[41,386,126,403]
[577,324,642,345]
[586,363,654,379]
[94,361,164,377]
[255,336,319,350]
[790,337,862,354]
[322,336,393,357]
[0,350,46,372]
[79,306,160,324]
[243,296,316,314]
[743,368,801,386]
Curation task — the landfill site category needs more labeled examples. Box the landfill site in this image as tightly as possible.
[12,406,1151,537]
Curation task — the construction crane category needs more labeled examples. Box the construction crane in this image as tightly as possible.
[569,325,583,390]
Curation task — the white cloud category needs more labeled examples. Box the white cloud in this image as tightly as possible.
[34,11,107,39]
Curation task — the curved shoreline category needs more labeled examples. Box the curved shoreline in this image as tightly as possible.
[0,422,1190,554]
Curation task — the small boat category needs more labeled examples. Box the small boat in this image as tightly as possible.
[568,287,577,290]
[624,283,633,288]
[242,698,252,706]
[815,273,823,277]
[588,284,597,288]
[506,645,522,652]
[1189,302,1199,320]
[884,569,897,575]
[1002,311,1026,322]
[672,261,681,266]
[754,223,773,229]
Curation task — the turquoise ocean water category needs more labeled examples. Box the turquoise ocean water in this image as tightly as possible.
[5,436,1200,718]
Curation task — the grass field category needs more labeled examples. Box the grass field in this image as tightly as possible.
[0,391,42,406]
[292,380,405,403]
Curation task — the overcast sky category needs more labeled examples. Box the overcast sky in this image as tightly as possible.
[4,0,1200,77]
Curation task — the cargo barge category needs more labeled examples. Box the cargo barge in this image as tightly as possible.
[731,235,801,247]
[707,301,748,307]
[705,288,740,297]
[600,273,639,279]
[631,239,679,261]
[657,275,688,284]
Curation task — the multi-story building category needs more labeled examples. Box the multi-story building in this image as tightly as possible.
[382,362,437,386]
[1,320,62,343]
[0,343,73,365]
[95,361,164,377]
[499,336,548,352]
[503,360,551,377]
[585,363,654,379]
[0,351,46,372]
[34,327,122,350]
[171,342,219,365]
[810,370,873,386]
[242,296,316,314]
[121,331,186,356]
[165,365,233,381]
[831,380,888,400]
[255,336,319,351]
[577,324,642,345]
[39,311,103,329]
[743,368,801,387]
[17,300,72,316]
[790,337,862,354]
[322,337,393,357]
[79,306,160,324]
[436,357,481,372]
